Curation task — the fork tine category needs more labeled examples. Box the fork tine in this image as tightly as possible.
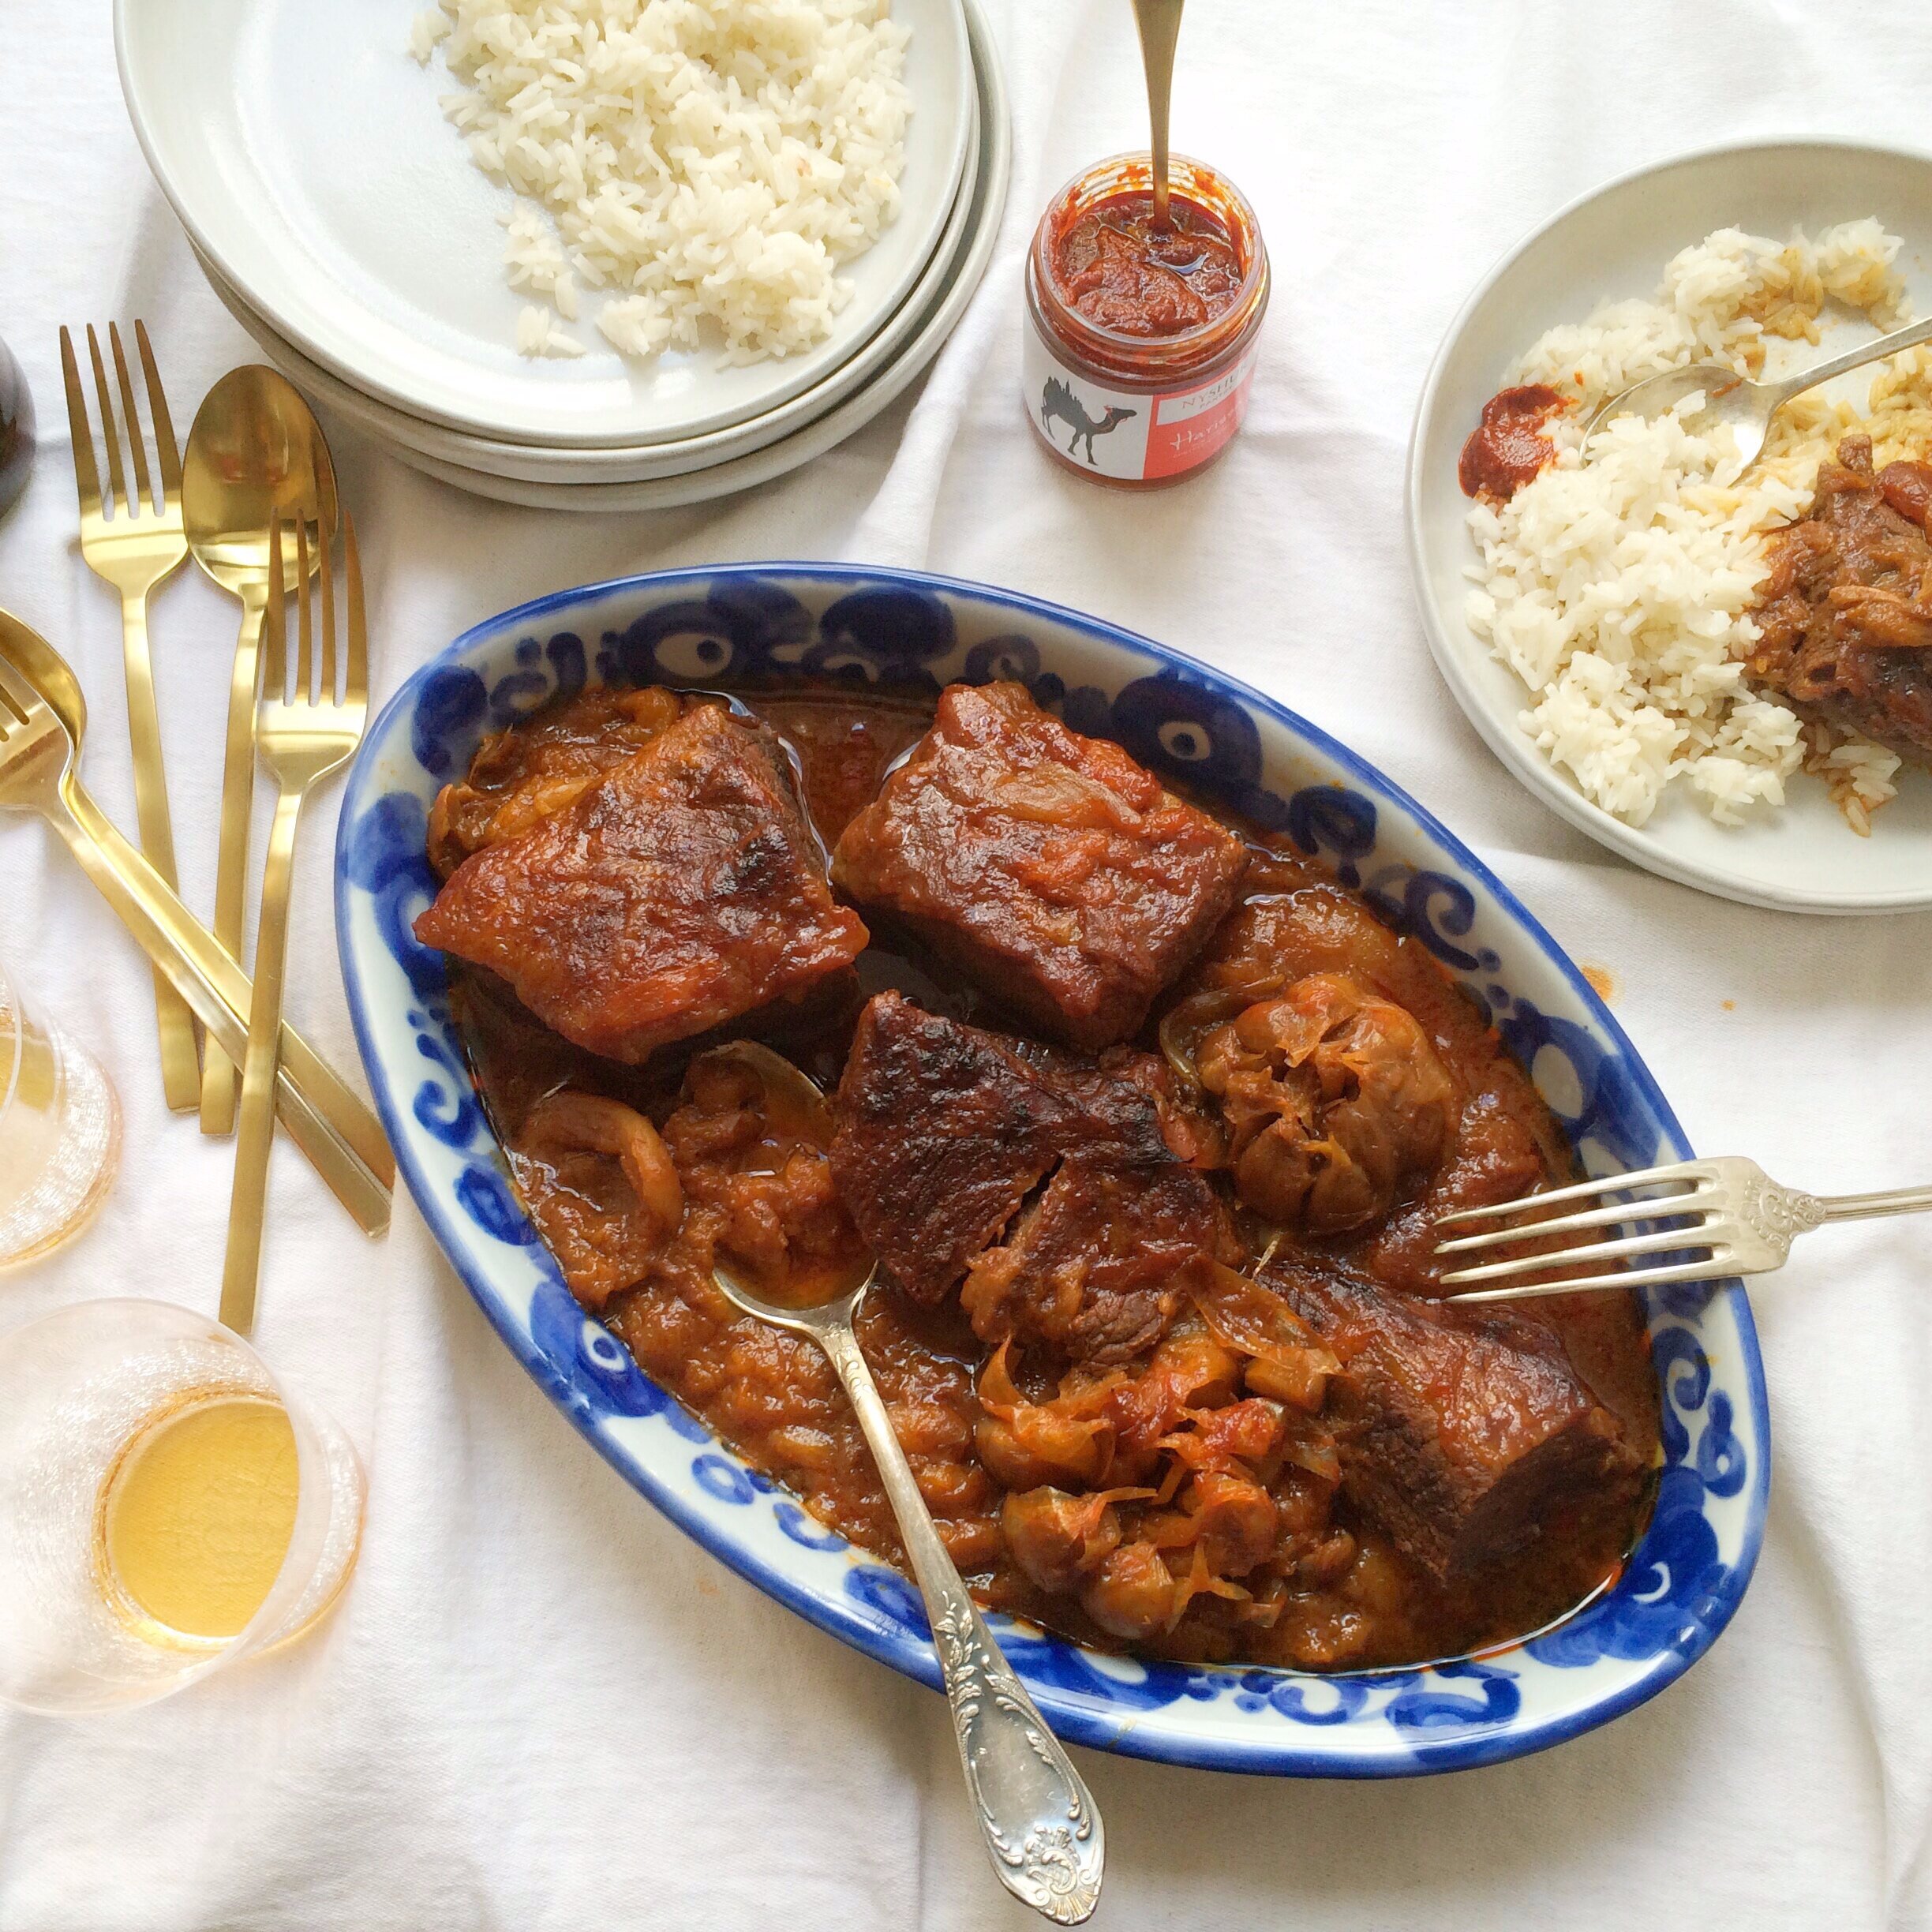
[1447,1259,1729,1306]
[0,675,27,731]
[1436,1189,1716,1257]
[1440,1224,1718,1289]
[0,650,50,729]
[294,515,313,702]
[58,328,102,519]
[264,511,286,702]
[316,495,337,701]
[107,324,152,515]
[84,326,128,517]
[1432,1160,1706,1229]
[133,322,182,501]
[343,507,367,706]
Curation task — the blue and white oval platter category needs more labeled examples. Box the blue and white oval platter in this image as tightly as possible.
[335,564,1767,1777]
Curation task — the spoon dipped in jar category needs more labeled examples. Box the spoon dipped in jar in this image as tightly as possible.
[1131,0,1185,230]
[700,1040,1105,1926]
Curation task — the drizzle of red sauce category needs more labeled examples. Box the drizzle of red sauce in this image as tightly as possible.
[1049,193,1245,339]
[1458,384,1569,500]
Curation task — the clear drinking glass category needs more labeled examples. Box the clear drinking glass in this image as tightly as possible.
[0,957,122,1267]
[0,1298,365,1714]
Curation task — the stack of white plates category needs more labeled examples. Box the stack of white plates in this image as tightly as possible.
[116,0,1009,511]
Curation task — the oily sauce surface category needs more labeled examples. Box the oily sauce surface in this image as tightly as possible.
[1049,192,1245,338]
[442,684,1661,1672]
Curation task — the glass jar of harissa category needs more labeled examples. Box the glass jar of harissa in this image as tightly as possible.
[1024,153,1269,489]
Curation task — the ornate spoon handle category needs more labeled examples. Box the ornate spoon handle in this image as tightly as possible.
[818,1320,1104,1925]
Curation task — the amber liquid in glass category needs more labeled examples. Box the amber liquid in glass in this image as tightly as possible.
[99,1394,300,1646]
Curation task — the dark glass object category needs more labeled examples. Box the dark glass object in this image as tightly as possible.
[0,337,34,520]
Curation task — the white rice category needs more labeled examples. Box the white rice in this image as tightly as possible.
[1464,223,1930,833]
[411,0,912,366]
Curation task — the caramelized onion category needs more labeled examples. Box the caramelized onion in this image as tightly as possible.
[975,1343,1118,1490]
[1181,1257,1337,1413]
[521,1091,683,1241]
[1158,987,1253,1091]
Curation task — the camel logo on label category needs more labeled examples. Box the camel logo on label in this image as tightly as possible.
[1024,324,1258,483]
[1038,377,1139,470]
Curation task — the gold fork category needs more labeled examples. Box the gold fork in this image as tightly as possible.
[220,509,369,1335]
[0,610,390,1234]
[60,322,198,1110]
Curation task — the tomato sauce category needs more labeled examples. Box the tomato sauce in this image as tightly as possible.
[1458,384,1569,500]
[1048,193,1245,339]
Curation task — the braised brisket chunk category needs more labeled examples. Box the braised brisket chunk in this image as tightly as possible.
[960,1156,1222,1366]
[830,992,1219,1352]
[1749,434,1932,769]
[425,685,687,880]
[829,681,1249,1049]
[831,992,1073,1304]
[1267,1259,1646,1582]
[414,703,867,1063]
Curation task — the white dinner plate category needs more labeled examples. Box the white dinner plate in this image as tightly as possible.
[117,0,972,450]
[192,74,982,486]
[372,12,1008,511]
[1408,138,1932,915]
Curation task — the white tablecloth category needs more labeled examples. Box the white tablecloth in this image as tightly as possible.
[4,3,1930,1925]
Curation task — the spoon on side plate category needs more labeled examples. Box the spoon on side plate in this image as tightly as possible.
[183,369,338,1135]
[702,1041,1105,1926]
[1584,309,1932,471]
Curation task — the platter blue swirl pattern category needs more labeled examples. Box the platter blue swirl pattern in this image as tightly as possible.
[334,564,1769,1777]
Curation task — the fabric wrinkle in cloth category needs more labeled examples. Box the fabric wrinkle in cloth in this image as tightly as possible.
[2,2,1930,1927]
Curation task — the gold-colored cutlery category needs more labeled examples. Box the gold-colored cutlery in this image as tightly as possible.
[182,367,339,1136]
[220,511,369,1335]
[0,610,391,1235]
[58,322,200,1112]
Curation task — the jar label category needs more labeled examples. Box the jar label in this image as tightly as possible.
[1023,321,1259,483]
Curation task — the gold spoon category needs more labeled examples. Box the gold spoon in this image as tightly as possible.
[1132,0,1185,229]
[183,369,338,1136]
[0,611,391,1232]
[700,1043,1104,1925]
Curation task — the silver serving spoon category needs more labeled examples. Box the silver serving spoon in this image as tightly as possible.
[1132,0,1185,229]
[702,1043,1104,1926]
[1584,310,1932,472]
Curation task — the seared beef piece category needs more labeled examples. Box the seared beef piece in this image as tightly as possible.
[831,994,1220,1347]
[829,681,1249,1050]
[1267,1259,1646,1582]
[960,1158,1223,1366]
[833,994,1073,1301]
[427,685,687,879]
[415,704,868,1063]
[1748,435,1932,768]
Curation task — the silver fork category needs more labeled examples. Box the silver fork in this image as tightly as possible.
[1436,1156,1932,1303]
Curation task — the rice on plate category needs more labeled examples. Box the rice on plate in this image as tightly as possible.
[410,0,912,365]
[1464,220,1932,834]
